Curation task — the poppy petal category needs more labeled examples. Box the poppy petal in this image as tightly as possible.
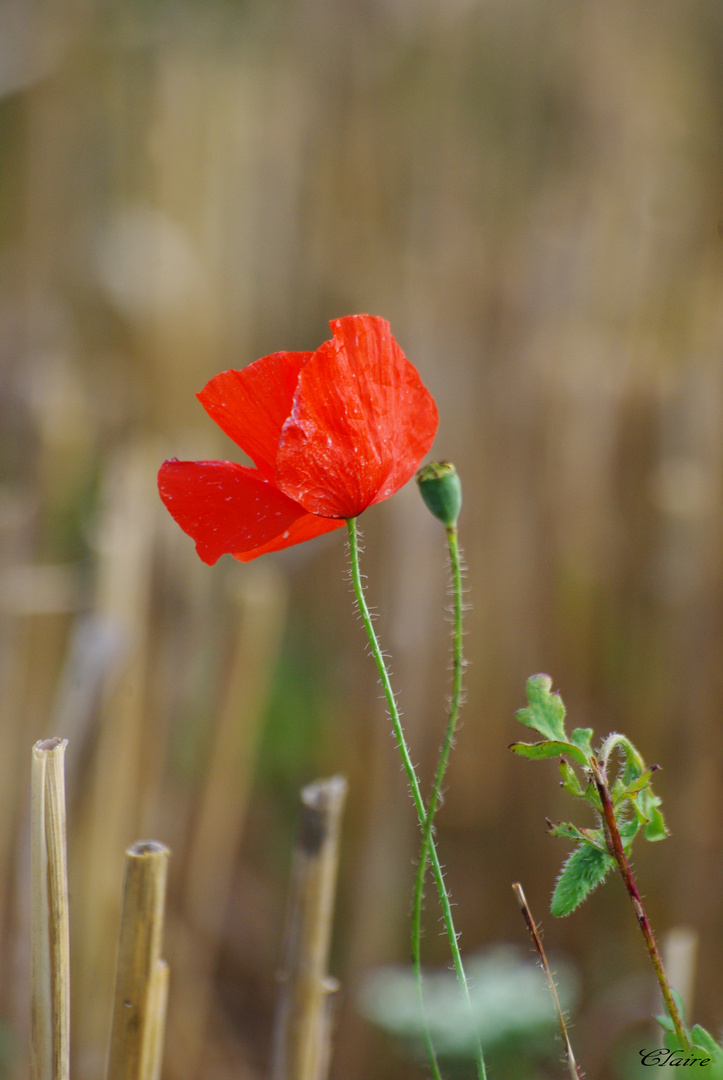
[197,351,311,480]
[231,512,345,563]
[275,315,438,518]
[158,459,312,565]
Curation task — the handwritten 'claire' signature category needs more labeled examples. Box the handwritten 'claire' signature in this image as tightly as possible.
[640,1048,711,1066]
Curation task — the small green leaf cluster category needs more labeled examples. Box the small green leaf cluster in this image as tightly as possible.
[509,674,667,918]
[656,993,723,1078]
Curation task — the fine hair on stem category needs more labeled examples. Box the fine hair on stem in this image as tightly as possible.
[345,517,487,1080]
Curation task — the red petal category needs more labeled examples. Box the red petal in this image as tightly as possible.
[275,315,438,518]
[158,459,313,565]
[232,513,345,562]
[197,351,311,480]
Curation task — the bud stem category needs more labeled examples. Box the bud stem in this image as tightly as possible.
[411,525,466,1077]
[346,518,486,1080]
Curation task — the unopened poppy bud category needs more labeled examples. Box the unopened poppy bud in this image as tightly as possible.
[415,461,462,528]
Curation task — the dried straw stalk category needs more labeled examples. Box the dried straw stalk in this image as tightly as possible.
[272,776,347,1080]
[30,737,70,1080]
[106,840,170,1080]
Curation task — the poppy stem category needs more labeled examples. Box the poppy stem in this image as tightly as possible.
[346,518,487,1080]
[411,525,464,1080]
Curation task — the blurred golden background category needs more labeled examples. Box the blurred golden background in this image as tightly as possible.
[2,0,723,1077]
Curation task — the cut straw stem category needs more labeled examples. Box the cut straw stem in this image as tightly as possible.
[106,840,171,1080]
[140,959,169,1080]
[31,737,71,1080]
[272,776,347,1080]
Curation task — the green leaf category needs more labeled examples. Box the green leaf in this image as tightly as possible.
[655,1011,676,1033]
[508,739,588,767]
[600,732,645,781]
[515,675,568,742]
[691,1026,723,1055]
[623,777,668,841]
[671,988,687,1027]
[559,758,583,797]
[617,815,641,840]
[547,820,583,841]
[610,777,625,802]
[702,1052,723,1080]
[598,732,626,770]
[548,821,608,852]
[583,779,602,811]
[616,766,657,802]
[599,733,668,842]
[570,727,593,758]
[642,801,668,841]
[620,739,646,784]
[660,1022,723,1078]
[617,815,642,853]
[550,843,615,917]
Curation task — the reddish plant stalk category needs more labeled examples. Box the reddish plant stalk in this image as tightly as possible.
[591,759,689,1051]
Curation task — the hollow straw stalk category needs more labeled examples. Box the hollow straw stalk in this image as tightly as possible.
[106,840,171,1080]
[346,517,486,1080]
[272,776,347,1080]
[31,738,71,1080]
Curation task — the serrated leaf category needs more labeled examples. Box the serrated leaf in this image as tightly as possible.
[548,821,607,852]
[509,739,588,766]
[548,821,586,842]
[550,843,615,917]
[515,675,568,742]
[570,727,593,758]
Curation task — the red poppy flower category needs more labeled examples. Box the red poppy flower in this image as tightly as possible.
[158,314,438,563]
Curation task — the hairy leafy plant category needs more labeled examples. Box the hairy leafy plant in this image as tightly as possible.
[510,674,666,916]
[511,674,723,1061]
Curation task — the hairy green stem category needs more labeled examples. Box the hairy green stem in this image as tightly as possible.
[592,759,690,1051]
[346,518,486,1080]
[411,526,465,1078]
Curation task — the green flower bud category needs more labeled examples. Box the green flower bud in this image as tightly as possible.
[415,461,462,528]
